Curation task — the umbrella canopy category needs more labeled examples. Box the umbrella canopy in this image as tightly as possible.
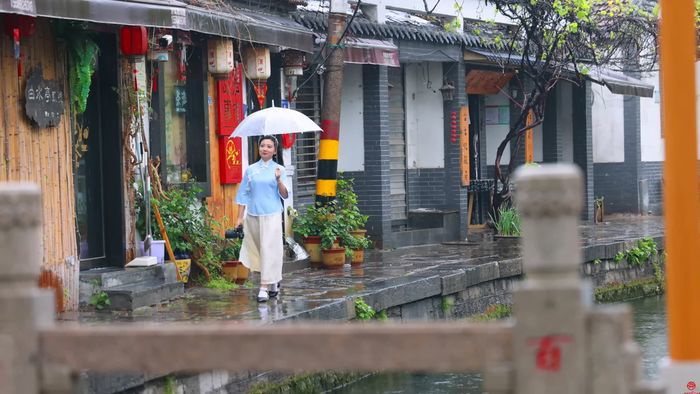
[231,107,322,138]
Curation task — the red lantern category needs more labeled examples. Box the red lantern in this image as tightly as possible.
[120,26,148,56]
[3,14,35,38]
[281,134,296,149]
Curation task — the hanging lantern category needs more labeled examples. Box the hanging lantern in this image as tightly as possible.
[4,14,36,77]
[282,50,305,77]
[243,47,271,80]
[208,38,234,77]
[440,80,456,101]
[120,26,148,56]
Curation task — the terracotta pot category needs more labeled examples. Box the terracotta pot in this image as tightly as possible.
[322,248,346,269]
[351,229,367,237]
[236,264,249,285]
[303,236,322,263]
[351,249,364,265]
[222,261,240,282]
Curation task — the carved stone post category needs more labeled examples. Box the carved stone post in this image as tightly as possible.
[512,164,590,393]
[0,183,55,393]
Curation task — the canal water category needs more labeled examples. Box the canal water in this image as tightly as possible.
[333,296,667,393]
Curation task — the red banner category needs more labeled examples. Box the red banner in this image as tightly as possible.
[219,136,242,184]
[216,66,244,136]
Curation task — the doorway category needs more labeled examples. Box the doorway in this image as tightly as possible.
[75,33,124,270]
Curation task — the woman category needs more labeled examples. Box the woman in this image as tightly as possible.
[235,135,289,302]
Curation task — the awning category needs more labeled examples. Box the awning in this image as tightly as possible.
[466,70,514,94]
[586,68,654,98]
[0,0,314,53]
[463,48,654,98]
[315,35,400,67]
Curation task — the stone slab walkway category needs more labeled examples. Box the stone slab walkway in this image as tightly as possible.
[60,216,665,324]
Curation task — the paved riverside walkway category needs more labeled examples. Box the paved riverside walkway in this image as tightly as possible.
[60,216,665,324]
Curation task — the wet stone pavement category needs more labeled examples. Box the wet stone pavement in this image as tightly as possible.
[60,216,665,324]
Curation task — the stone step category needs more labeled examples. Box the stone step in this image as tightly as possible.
[79,264,180,308]
[105,281,184,310]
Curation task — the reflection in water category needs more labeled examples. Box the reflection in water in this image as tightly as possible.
[334,296,667,393]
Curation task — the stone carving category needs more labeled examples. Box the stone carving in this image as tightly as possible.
[514,165,583,218]
[0,183,42,229]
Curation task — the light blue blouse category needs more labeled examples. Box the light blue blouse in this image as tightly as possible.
[236,159,287,216]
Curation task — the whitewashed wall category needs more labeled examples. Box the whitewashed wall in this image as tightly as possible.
[592,84,625,163]
[359,0,506,21]
[557,82,574,162]
[405,62,444,169]
[338,64,365,172]
[640,72,663,162]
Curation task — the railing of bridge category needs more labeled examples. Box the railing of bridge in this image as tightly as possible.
[0,165,664,393]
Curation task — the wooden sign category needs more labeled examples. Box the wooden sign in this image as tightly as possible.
[525,110,534,164]
[219,136,242,184]
[216,66,244,136]
[25,66,64,128]
[460,106,471,187]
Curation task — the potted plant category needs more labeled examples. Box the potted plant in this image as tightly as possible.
[220,239,242,283]
[594,196,605,224]
[292,203,324,264]
[336,176,369,237]
[490,205,521,238]
[318,202,350,269]
[343,232,372,265]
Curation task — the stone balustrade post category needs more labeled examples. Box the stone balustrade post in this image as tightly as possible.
[511,164,590,393]
[0,183,55,394]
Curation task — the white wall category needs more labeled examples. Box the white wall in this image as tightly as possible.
[405,62,444,169]
[338,64,365,172]
[358,0,509,23]
[592,84,625,163]
[640,72,664,162]
[557,82,574,162]
[485,93,511,165]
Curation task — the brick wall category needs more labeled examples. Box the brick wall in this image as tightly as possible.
[640,161,663,215]
[407,168,447,211]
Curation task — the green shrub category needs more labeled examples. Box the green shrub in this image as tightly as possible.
[490,206,521,236]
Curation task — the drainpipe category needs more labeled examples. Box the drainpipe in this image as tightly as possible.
[659,0,700,391]
[315,0,347,205]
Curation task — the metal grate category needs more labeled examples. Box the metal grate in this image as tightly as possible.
[293,71,321,208]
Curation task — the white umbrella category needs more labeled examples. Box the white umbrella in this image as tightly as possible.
[230,107,322,138]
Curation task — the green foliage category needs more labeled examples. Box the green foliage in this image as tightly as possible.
[248,372,365,394]
[206,277,239,291]
[89,290,110,311]
[593,259,601,265]
[614,237,658,267]
[441,296,455,314]
[220,238,241,261]
[164,376,176,394]
[594,278,663,303]
[354,298,376,320]
[490,205,522,236]
[151,180,224,277]
[243,280,254,289]
[53,21,99,114]
[471,304,512,322]
[376,310,389,321]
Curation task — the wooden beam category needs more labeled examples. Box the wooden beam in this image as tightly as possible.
[40,322,513,374]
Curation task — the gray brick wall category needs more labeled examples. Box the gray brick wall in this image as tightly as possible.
[407,168,446,210]
[573,81,594,221]
[443,59,469,239]
[357,65,393,248]
[640,161,663,215]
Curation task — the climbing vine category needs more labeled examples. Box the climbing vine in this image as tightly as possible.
[53,21,99,114]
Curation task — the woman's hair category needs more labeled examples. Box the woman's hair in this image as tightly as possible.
[259,135,278,150]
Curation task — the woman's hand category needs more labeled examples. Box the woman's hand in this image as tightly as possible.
[275,167,282,181]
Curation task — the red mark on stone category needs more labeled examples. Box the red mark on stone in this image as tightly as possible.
[527,334,573,372]
[688,381,696,391]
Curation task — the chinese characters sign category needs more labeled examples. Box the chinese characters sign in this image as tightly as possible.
[25,66,64,128]
[216,66,244,136]
[219,136,242,184]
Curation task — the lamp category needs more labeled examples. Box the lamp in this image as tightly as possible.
[439,80,455,101]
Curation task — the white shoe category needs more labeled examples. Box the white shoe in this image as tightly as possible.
[257,288,269,303]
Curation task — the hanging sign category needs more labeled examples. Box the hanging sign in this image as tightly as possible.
[25,66,64,128]
[10,0,36,14]
[216,66,244,136]
[460,106,471,187]
[219,136,242,184]
[174,85,187,113]
[525,110,534,164]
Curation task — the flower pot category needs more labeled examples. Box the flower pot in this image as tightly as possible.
[351,249,364,265]
[303,236,322,263]
[321,248,346,269]
[222,261,240,282]
[174,258,191,283]
[351,229,367,237]
[236,264,249,285]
